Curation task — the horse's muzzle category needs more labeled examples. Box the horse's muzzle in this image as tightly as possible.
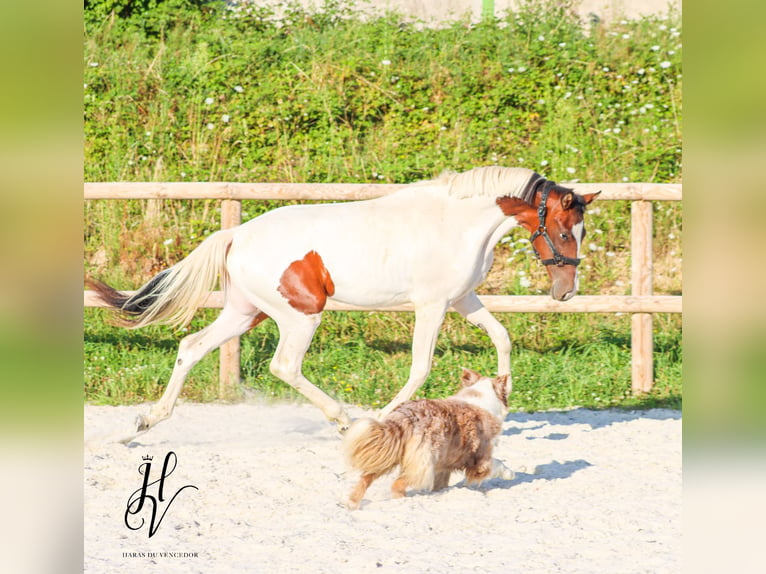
[550,280,577,302]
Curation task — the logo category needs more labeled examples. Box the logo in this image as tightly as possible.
[124,451,198,538]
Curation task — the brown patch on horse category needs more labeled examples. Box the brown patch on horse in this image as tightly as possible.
[278,251,335,315]
[248,311,269,330]
[495,197,538,232]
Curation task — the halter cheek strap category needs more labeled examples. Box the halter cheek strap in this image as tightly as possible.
[529,185,581,267]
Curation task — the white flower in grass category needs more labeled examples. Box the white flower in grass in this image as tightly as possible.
[163,238,173,246]
[381,59,391,66]
[205,97,214,105]
[234,85,244,93]
[519,276,531,288]
[660,61,672,69]
[207,123,215,130]
[222,114,230,123]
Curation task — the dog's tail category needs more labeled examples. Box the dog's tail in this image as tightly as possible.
[343,418,407,476]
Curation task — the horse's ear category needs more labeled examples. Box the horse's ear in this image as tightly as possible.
[460,367,482,387]
[583,191,601,205]
[561,192,574,210]
[496,197,537,230]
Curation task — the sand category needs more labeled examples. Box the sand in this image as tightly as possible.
[84,401,680,573]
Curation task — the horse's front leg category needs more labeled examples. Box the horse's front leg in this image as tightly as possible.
[453,291,512,390]
[379,302,448,418]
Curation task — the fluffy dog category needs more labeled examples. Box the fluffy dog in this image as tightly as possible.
[343,368,514,510]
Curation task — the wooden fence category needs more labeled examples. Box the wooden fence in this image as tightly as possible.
[84,181,682,398]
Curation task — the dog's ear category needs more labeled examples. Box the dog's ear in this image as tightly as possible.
[492,374,510,407]
[460,368,482,388]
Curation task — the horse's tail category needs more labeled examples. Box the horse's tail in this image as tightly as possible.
[86,228,236,329]
[343,417,407,477]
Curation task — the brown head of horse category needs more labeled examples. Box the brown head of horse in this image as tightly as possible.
[497,178,600,301]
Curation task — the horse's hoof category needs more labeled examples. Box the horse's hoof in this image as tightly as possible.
[135,414,150,432]
[332,411,352,436]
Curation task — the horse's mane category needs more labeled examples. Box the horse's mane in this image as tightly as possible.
[435,166,545,203]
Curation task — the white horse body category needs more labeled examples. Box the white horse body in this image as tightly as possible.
[227,187,514,310]
[88,166,596,443]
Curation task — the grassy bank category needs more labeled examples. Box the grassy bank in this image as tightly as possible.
[83,0,682,410]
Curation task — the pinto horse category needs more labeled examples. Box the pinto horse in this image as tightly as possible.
[87,166,598,442]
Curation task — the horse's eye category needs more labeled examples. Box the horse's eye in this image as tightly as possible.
[560,233,569,241]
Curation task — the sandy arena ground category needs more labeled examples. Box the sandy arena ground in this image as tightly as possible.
[84,401,680,573]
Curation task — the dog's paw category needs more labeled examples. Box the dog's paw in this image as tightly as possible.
[343,496,361,511]
[491,459,515,481]
[500,467,515,481]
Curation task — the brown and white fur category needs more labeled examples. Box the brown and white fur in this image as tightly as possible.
[343,368,514,510]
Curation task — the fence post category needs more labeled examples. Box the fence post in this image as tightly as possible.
[631,200,654,393]
[482,0,494,20]
[219,199,242,399]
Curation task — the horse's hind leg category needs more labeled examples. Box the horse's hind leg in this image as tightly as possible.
[269,312,350,430]
[120,303,258,443]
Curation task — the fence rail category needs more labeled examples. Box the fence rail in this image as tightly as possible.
[85,181,681,201]
[84,181,682,397]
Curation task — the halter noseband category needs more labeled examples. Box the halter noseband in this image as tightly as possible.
[529,184,581,267]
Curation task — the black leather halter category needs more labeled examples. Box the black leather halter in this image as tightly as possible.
[529,184,581,267]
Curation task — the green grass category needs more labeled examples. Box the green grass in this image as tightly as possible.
[83,0,682,412]
[84,307,681,411]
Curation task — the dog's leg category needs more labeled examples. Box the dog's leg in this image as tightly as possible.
[391,475,409,499]
[466,458,515,485]
[346,473,376,510]
[433,470,451,491]
[464,461,492,485]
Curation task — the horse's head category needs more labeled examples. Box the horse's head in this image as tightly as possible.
[497,183,600,301]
